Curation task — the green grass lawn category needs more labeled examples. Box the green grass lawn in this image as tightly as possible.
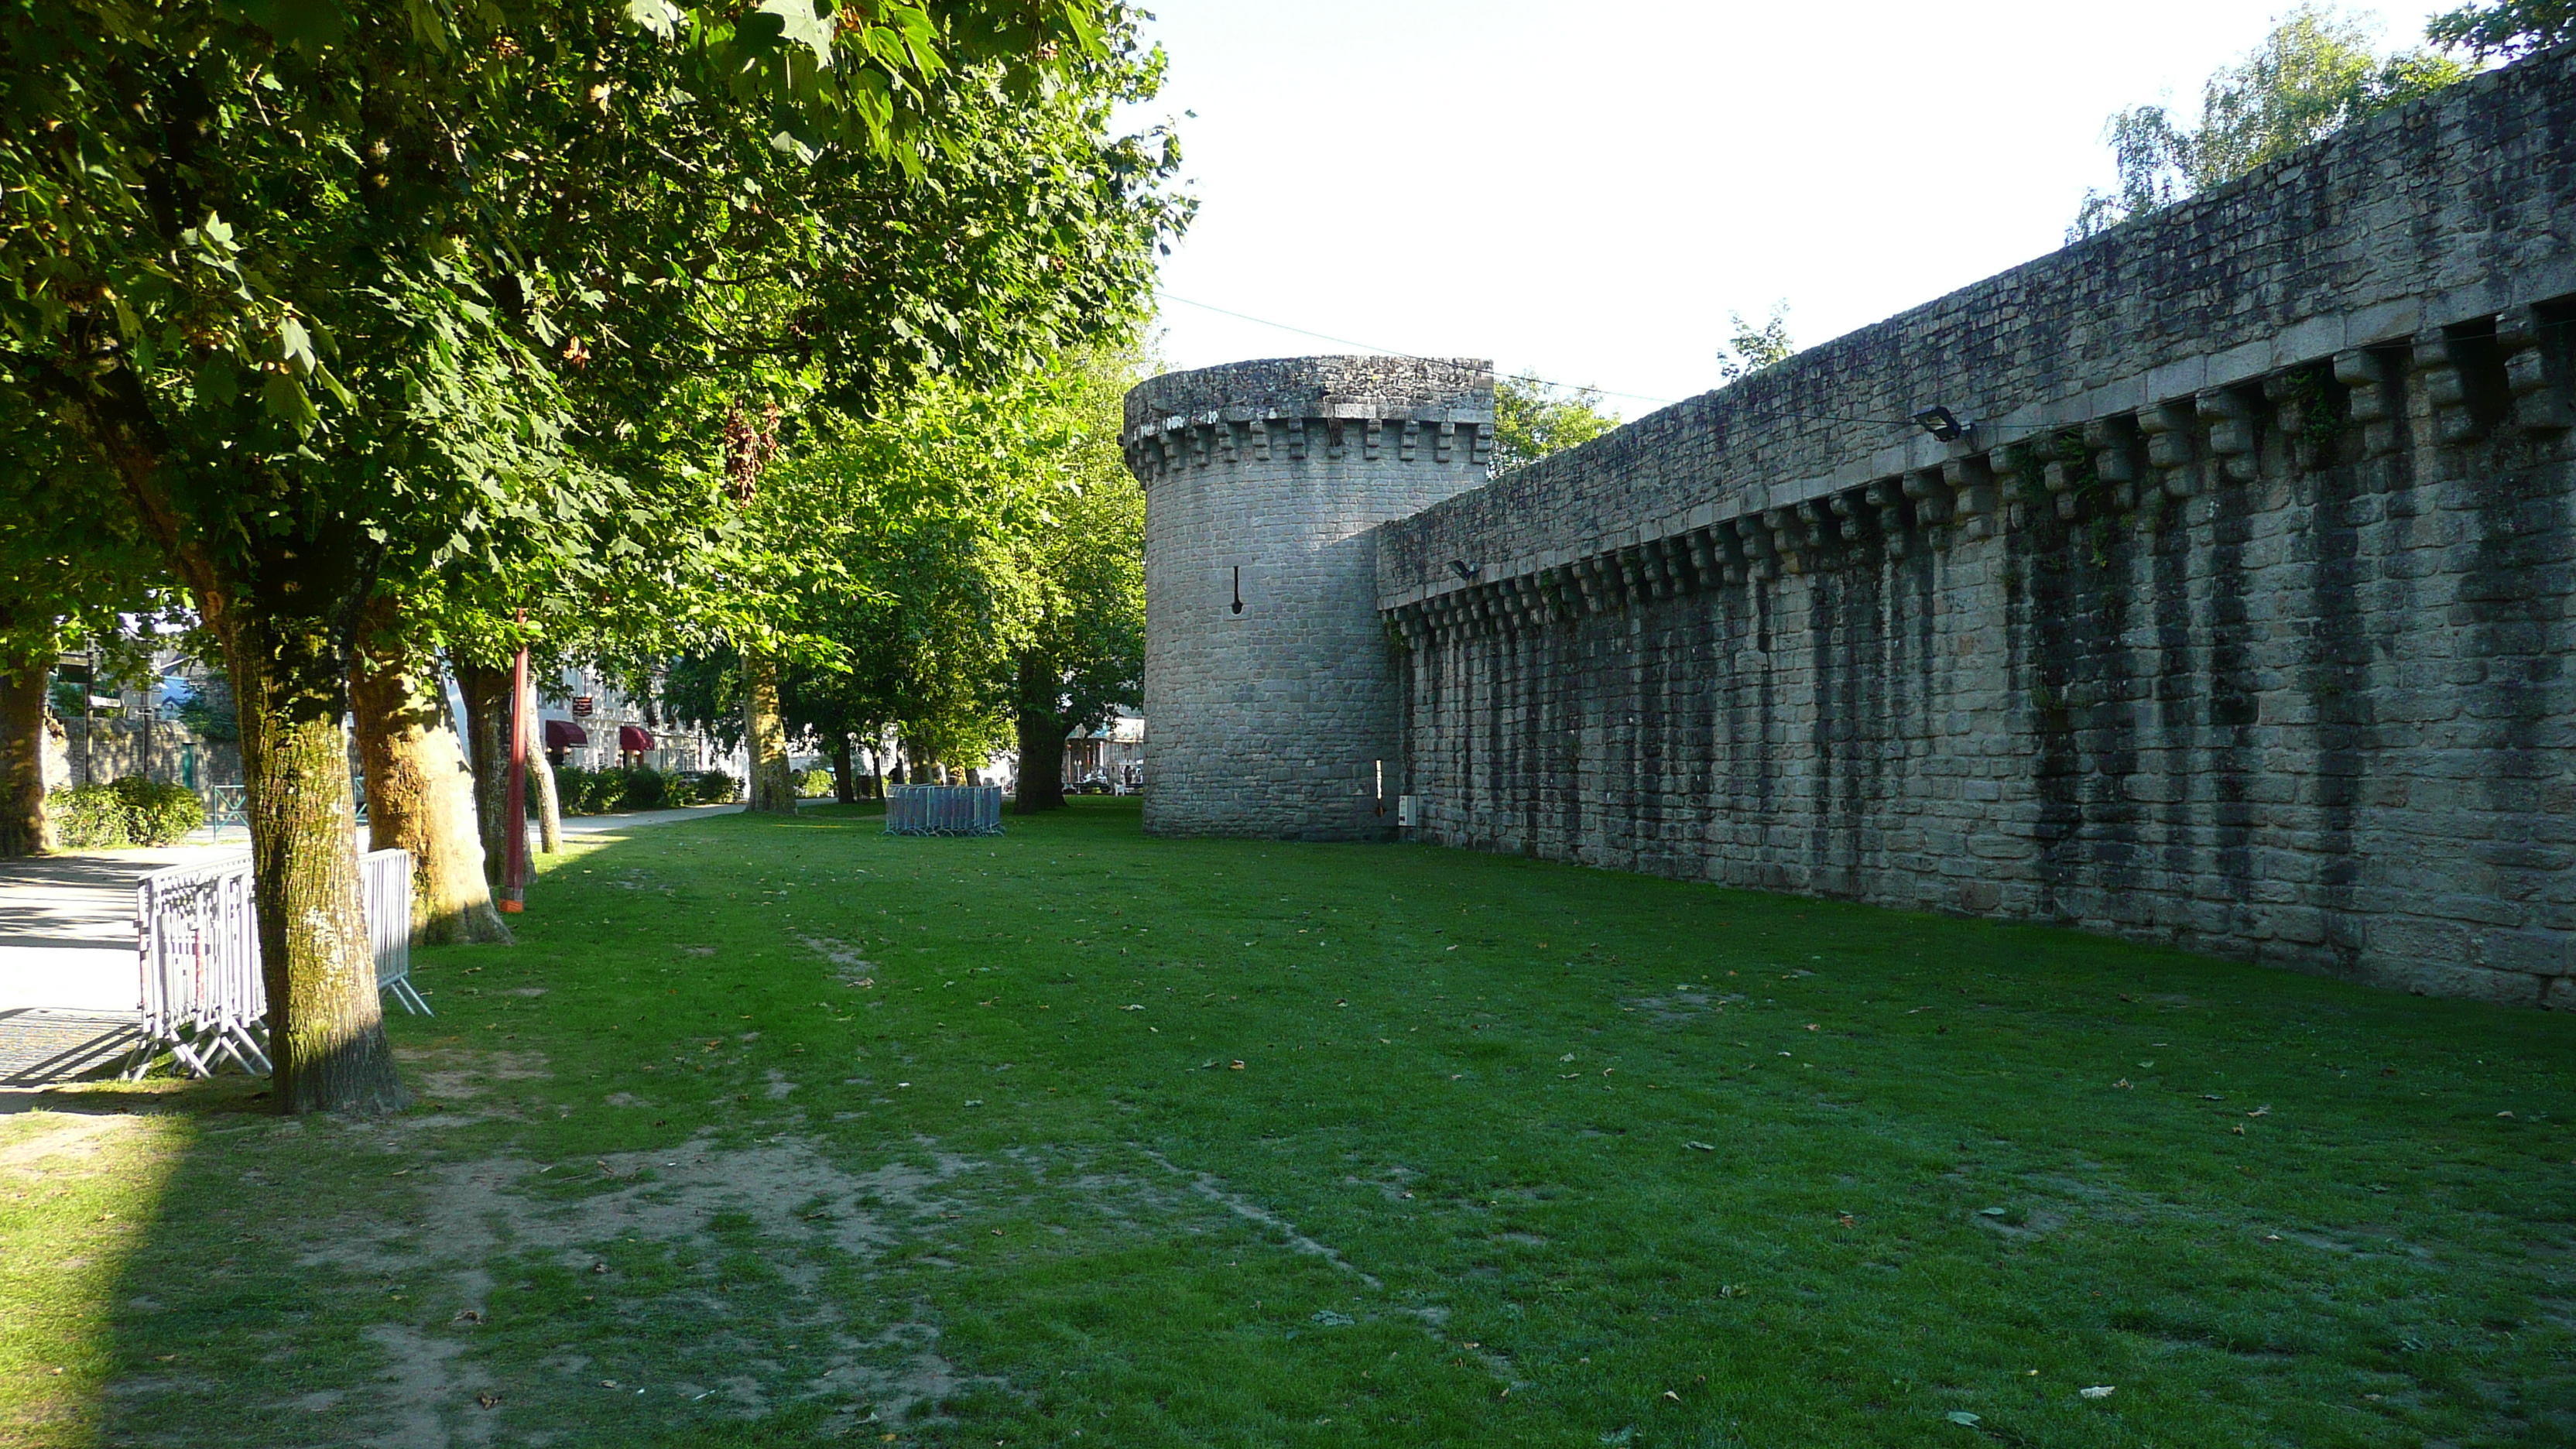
[4,798,2571,1447]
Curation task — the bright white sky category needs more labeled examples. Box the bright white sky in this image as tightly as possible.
[1118,1,2425,416]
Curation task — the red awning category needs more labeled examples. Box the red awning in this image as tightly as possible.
[543,718,588,749]
[618,724,654,752]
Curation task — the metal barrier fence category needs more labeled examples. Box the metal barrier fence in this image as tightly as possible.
[884,785,1004,837]
[128,847,423,1079]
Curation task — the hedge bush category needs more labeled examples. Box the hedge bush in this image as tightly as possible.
[676,769,739,804]
[49,783,132,848]
[46,776,205,848]
[795,766,835,799]
[543,764,739,815]
[113,776,206,845]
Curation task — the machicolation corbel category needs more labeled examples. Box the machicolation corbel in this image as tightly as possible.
[2499,305,2570,434]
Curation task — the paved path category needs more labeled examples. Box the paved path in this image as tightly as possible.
[0,845,246,1012]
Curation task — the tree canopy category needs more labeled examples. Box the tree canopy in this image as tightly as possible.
[0,0,1187,1111]
[1717,303,1796,384]
[1488,375,1619,478]
[2068,4,2471,241]
[2427,0,2576,58]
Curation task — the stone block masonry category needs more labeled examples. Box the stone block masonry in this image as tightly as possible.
[1125,356,1493,839]
[1374,45,2576,1008]
[1132,46,2576,1006]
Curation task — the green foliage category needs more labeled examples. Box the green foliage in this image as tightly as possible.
[2427,0,2576,57]
[45,775,200,847]
[3,0,1187,723]
[548,763,736,814]
[795,766,836,798]
[1488,376,1621,478]
[678,769,740,805]
[45,783,131,848]
[1014,349,1148,754]
[2070,5,2472,241]
[1716,303,1797,384]
[111,776,205,845]
[0,400,167,673]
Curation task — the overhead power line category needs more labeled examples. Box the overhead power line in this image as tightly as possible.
[1152,290,1684,409]
[1151,290,2094,443]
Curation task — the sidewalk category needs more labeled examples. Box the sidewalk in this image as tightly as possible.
[0,845,245,1012]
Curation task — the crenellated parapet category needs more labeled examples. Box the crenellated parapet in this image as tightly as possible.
[1123,355,1494,486]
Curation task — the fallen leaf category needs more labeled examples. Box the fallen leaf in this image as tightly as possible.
[1946,1410,1982,1426]
[2112,1079,2132,1089]
[1663,1389,1682,1401]
[1686,1141,1716,1152]
[2079,1385,2115,1400]
[476,1392,501,1410]
[1231,1060,1245,1070]
[1976,1207,2007,1218]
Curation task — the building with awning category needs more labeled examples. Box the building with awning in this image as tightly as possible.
[527,666,721,776]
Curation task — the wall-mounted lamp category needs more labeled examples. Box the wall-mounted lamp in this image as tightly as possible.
[1912,405,1968,443]
[1231,564,1245,615]
[1449,560,1481,582]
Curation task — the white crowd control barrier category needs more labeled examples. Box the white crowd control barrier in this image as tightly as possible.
[129,848,424,1079]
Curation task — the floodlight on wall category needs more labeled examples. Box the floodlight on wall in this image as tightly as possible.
[1449,560,1481,582]
[1912,405,1968,443]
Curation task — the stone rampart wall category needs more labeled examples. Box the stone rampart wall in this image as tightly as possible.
[1375,47,2576,1005]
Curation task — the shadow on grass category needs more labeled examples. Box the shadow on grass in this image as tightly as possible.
[27,796,2574,1447]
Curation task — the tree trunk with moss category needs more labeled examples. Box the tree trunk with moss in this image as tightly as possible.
[351,611,509,946]
[741,647,795,814]
[57,351,405,1114]
[454,660,518,894]
[0,664,51,857]
[228,598,409,1115]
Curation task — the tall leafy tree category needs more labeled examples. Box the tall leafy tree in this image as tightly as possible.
[2427,0,2576,57]
[1717,303,1796,383]
[0,403,167,855]
[1012,354,1142,812]
[1488,375,1619,478]
[2069,4,2468,240]
[0,0,1154,1112]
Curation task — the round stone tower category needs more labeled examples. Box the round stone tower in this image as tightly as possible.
[1124,355,1495,840]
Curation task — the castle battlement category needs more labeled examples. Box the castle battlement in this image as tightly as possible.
[1122,356,1494,483]
[1132,45,2576,1009]
[1122,355,1494,840]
